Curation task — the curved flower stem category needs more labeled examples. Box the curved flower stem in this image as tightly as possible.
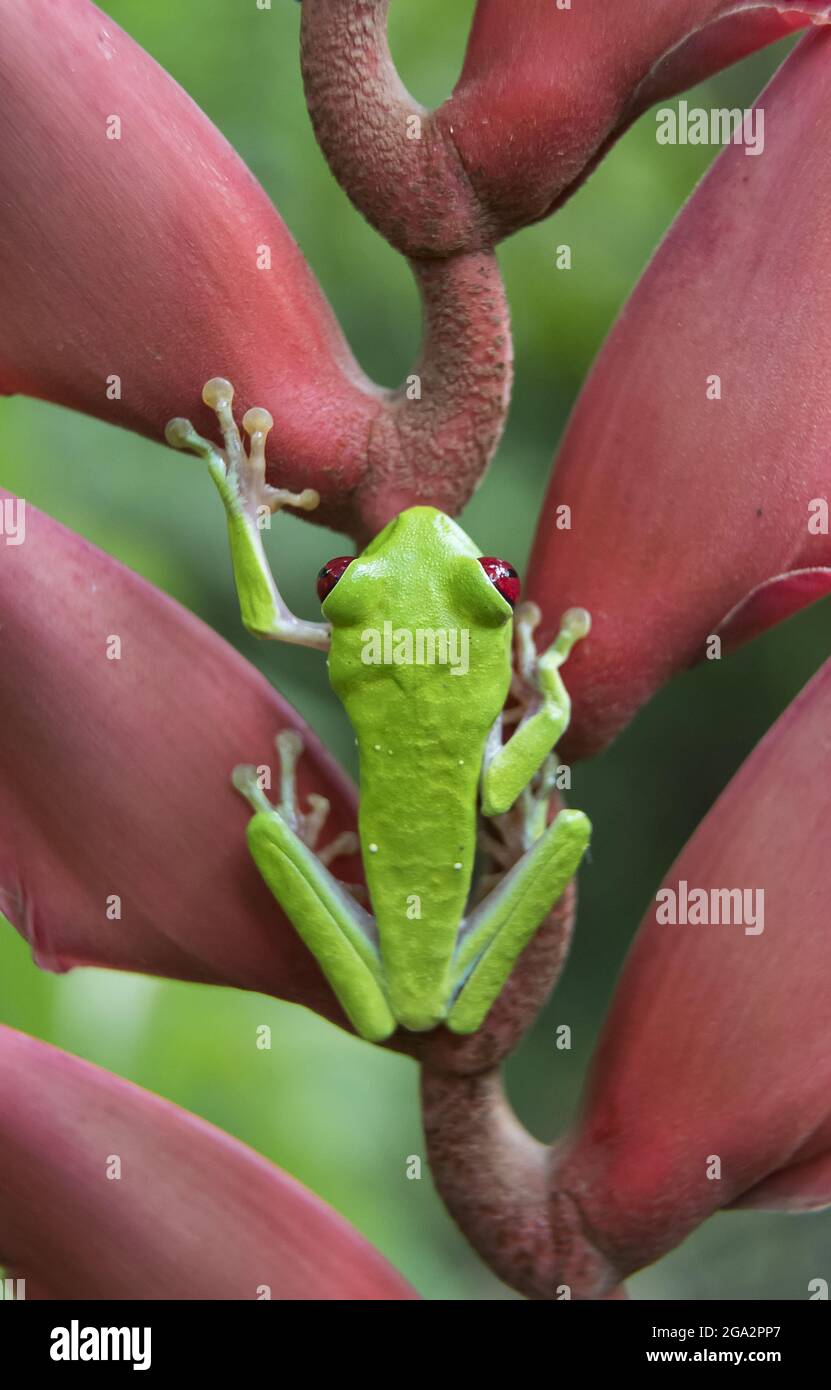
[420,1067,556,1298]
[297,0,514,540]
[294,0,510,537]
[420,1065,621,1300]
[358,251,512,538]
[300,0,487,258]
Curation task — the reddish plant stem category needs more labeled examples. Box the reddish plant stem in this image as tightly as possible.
[300,0,487,258]
[420,1066,555,1298]
[355,251,512,539]
[420,1065,622,1300]
[293,2,514,540]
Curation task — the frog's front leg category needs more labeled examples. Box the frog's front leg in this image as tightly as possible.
[448,604,592,1034]
[481,603,590,818]
[166,378,328,650]
[233,732,396,1044]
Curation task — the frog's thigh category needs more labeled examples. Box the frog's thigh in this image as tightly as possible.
[247,811,396,1043]
[447,808,590,1035]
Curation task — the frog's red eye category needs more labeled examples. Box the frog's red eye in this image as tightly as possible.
[478,557,520,607]
[316,556,353,603]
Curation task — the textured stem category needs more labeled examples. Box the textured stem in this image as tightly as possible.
[421,1066,620,1300]
[300,0,488,257]
[421,1067,554,1297]
[355,251,512,539]
[412,848,614,1299]
[294,3,515,540]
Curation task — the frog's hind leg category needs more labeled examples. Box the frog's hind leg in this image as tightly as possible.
[233,733,395,1043]
[448,807,590,1035]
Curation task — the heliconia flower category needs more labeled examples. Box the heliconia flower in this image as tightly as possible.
[4,0,830,1304]
[0,0,512,543]
[300,0,831,254]
[548,652,831,1296]
[0,487,357,1029]
[526,26,831,760]
[0,1025,415,1299]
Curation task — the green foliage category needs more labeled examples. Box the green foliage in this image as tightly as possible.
[0,1,828,1298]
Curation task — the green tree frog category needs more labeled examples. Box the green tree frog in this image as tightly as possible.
[167,379,591,1043]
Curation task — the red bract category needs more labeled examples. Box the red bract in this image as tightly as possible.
[549,654,831,1294]
[424,653,831,1298]
[0,1,372,532]
[0,1026,415,1300]
[301,0,830,253]
[0,0,511,542]
[0,489,356,1026]
[527,27,831,759]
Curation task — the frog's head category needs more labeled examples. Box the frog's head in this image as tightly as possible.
[316,506,520,631]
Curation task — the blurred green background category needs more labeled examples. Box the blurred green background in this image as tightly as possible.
[1,0,829,1300]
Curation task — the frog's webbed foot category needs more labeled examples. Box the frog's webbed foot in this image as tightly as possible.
[234,729,361,874]
[478,754,558,863]
[165,379,328,650]
[274,730,368,901]
[514,601,591,722]
[166,378,319,529]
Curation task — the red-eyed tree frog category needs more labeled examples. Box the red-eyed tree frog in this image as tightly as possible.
[167,380,591,1043]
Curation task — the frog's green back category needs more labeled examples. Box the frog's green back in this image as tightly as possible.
[322,508,513,1030]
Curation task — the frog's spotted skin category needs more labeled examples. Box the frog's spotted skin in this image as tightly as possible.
[325,508,513,1031]
[167,383,591,1042]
